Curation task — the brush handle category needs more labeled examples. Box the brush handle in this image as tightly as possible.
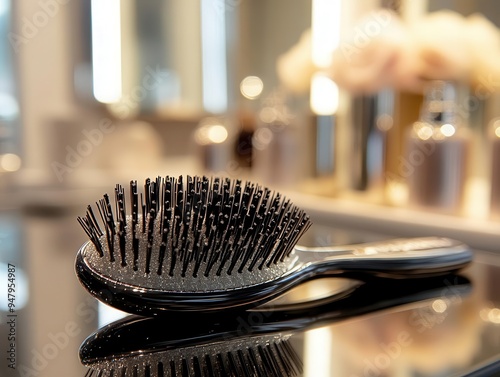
[293,236,472,279]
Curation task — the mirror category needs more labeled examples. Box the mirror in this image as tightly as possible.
[89,1,500,119]
[89,0,312,120]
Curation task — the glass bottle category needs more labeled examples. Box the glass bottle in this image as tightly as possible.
[405,80,471,215]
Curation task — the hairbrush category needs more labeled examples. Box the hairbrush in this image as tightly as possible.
[80,274,471,376]
[75,176,472,314]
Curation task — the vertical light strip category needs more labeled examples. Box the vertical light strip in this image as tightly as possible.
[310,74,339,115]
[200,0,228,114]
[91,0,122,103]
[304,282,333,376]
[311,0,341,68]
[310,0,341,115]
[304,327,332,376]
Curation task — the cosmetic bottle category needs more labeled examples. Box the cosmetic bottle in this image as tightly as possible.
[193,117,231,174]
[405,80,470,215]
[348,93,385,192]
[233,110,256,170]
[337,89,394,203]
[252,89,302,188]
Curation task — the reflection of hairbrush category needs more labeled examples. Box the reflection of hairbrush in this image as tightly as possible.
[75,176,472,314]
[80,275,471,376]
[82,319,303,377]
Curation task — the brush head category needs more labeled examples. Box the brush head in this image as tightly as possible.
[77,176,312,293]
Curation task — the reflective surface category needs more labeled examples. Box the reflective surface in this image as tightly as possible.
[79,275,472,376]
[0,206,499,376]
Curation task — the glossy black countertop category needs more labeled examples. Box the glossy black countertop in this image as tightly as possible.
[0,207,499,376]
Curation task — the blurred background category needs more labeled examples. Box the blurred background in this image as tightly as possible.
[1,0,500,376]
[0,0,499,247]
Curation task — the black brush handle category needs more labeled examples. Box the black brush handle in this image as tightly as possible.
[293,236,472,279]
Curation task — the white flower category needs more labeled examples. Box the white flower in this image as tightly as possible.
[276,10,500,94]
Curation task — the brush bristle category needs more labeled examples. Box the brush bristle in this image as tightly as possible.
[78,176,311,279]
[83,337,303,377]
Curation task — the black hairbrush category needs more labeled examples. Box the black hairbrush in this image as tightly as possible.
[80,274,471,376]
[75,176,472,314]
